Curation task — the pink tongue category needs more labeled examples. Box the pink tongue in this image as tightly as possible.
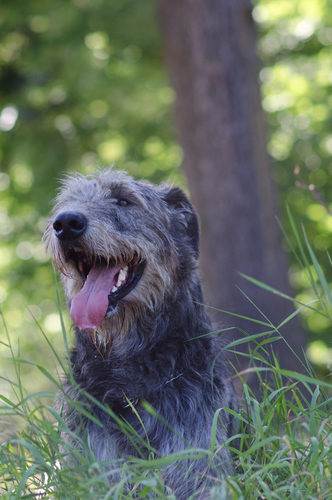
[70,264,122,330]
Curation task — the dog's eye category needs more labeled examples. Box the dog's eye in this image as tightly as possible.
[117,199,129,207]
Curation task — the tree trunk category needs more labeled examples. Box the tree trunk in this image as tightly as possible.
[158,0,307,397]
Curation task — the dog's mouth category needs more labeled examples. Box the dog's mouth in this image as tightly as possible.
[66,249,145,331]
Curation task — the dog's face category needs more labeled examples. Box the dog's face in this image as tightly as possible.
[44,168,199,340]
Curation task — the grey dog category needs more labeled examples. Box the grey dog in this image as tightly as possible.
[44,168,237,497]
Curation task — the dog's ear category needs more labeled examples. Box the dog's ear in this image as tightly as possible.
[163,186,200,259]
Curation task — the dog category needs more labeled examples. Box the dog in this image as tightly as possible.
[44,168,237,497]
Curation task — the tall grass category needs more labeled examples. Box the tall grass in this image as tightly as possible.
[1,215,332,499]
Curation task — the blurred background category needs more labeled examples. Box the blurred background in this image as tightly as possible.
[1,0,332,397]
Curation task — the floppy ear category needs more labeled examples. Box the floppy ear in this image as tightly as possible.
[163,186,200,259]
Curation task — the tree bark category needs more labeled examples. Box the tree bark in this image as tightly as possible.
[158,0,307,397]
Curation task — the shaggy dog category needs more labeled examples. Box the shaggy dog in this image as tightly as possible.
[44,168,237,497]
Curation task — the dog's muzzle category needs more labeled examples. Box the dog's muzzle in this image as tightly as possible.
[52,211,145,331]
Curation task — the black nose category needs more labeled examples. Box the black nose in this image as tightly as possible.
[53,212,87,241]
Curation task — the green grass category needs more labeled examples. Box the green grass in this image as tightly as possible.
[1,218,332,499]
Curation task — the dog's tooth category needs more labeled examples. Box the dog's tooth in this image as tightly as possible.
[111,286,118,293]
[115,268,126,288]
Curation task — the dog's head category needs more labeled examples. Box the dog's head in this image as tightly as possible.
[44,168,200,340]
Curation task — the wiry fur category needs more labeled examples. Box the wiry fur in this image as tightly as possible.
[44,168,237,497]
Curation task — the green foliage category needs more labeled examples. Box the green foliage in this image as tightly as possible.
[2,1,332,495]
[254,0,332,360]
[2,0,332,394]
